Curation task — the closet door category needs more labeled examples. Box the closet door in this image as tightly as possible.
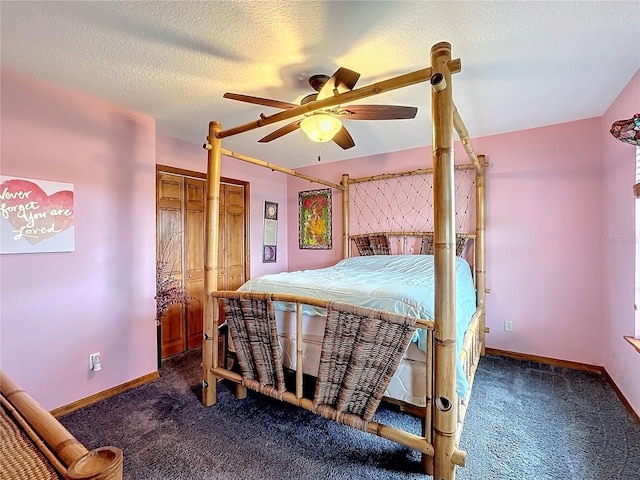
[156,170,206,357]
[157,168,248,358]
[215,182,247,365]
[224,184,246,290]
[217,183,246,292]
[157,173,186,357]
[217,185,227,292]
[184,178,205,350]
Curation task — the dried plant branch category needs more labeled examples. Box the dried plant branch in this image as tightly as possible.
[155,228,198,324]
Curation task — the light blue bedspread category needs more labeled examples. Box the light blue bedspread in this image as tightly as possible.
[238,254,477,398]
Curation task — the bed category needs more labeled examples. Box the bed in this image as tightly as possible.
[0,369,123,480]
[236,253,477,402]
[201,42,487,479]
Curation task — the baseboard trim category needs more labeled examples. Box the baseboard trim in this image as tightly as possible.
[485,348,639,426]
[484,348,603,374]
[51,371,159,418]
[599,368,640,426]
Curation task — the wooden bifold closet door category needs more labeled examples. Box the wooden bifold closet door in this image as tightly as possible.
[217,183,246,292]
[156,167,247,359]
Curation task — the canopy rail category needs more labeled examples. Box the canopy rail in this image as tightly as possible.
[209,146,344,191]
[350,231,476,239]
[453,106,482,173]
[211,58,480,175]
[215,67,435,140]
[348,162,479,185]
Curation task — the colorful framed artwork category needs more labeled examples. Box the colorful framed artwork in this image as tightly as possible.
[0,176,75,254]
[298,188,332,250]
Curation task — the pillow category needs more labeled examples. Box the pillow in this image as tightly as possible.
[419,233,435,255]
[369,233,391,255]
[420,233,469,256]
[354,236,373,256]
[354,233,390,256]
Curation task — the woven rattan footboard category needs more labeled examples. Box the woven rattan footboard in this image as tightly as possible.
[208,290,478,471]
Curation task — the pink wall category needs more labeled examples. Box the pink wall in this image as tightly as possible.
[291,119,605,368]
[0,70,158,410]
[156,135,289,278]
[476,119,604,364]
[601,69,640,415]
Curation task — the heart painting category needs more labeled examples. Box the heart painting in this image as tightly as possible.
[0,178,75,247]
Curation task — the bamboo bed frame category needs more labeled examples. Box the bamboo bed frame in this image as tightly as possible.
[201,42,487,479]
[0,370,123,480]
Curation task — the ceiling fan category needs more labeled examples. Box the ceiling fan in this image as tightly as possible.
[223,67,418,150]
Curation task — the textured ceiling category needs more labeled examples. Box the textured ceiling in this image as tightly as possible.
[1,1,639,169]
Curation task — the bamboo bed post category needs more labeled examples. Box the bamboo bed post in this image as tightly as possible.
[475,155,487,353]
[451,89,486,352]
[202,121,222,407]
[295,302,304,399]
[431,41,458,480]
[342,173,350,258]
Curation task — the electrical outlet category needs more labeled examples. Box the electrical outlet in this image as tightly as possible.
[89,352,102,371]
[504,320,513,332]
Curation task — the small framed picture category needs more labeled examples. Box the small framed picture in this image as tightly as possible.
[263,201,278,263]
[264,201,278,220]
[263,245,277,263]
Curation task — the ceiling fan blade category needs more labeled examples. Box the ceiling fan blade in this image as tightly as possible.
[223,92,297,110]
[258,120,302,143]
[316,67,361,101]
[340,105,418,120]
[332,125,355,150]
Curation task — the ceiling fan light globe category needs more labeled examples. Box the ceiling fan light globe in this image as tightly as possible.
[300,114,342,142]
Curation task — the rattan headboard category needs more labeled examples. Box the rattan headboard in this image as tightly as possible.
[350,231,475,259]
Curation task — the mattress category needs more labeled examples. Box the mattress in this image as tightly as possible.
[238,254,477,399]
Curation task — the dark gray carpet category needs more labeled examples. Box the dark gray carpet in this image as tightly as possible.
[60,349,640,479]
